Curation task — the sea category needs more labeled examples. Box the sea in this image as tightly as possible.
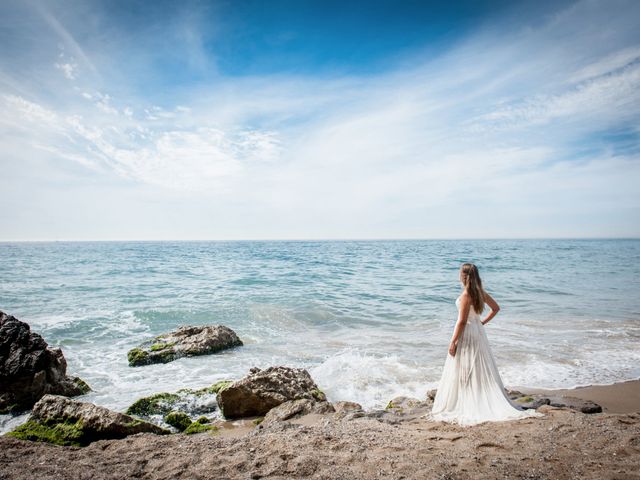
[1,239,639,432]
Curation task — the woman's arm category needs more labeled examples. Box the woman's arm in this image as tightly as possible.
[449,293,471,356]
[481,290,500,325]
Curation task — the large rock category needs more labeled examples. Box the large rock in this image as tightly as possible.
[217,366,327,419]
[6,394,169,446]
[127,325,243,367]
[0,311,91,414]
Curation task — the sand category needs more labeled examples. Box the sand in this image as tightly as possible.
[0,380,639,479]
[518,379,640,414]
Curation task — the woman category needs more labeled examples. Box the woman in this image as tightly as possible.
[429,263,544,426]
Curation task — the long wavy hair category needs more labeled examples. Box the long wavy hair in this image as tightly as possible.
[460,263,485,314]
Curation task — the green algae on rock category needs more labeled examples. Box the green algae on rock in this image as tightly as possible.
[184,422,219,435]
[127,325,243,367]
[7,418,85,447]
[164,411,192,432]
[6,394,169,447]
[126,392,181,417]
[125,380,235,429]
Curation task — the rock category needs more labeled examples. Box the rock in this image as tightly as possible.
[426,389,437,402]
[127,325,243,367]
[333,401,363,415]
[6,394,169,446]
[510,391,603,414]
[125,380,233,428]
[0,311,91,413]
[217,366,327,419]
[515,395,551,410]
[386,396,423,411]
[261,399,335,426]
[164,411,191,431]
[547,395,603,414]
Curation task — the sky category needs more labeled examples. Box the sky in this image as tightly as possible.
[0,0,639,241]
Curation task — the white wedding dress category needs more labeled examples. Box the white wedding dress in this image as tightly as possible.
[428,295,544,426]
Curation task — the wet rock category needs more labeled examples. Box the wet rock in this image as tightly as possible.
[217,366,327,419]
[127,325,243,367]
[6,394,168,446]
[0,311,91,413]
[511,392,602,414]
[125,380,233,428]
[261,399,335,426]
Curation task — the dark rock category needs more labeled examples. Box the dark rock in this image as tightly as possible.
[510,391,603,414]
[127,325,243,367]
[217,366,327,419]
[6,394,169,446]
[0,311,91,413]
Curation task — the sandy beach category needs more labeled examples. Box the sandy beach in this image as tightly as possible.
[1,379,638,480]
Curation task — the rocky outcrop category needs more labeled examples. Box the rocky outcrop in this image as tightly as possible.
[217,366,327,419]
[127,325,243,367]
[6,394,169,446]
[0,311,91,413]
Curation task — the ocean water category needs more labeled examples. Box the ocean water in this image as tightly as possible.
[1,239,639,431]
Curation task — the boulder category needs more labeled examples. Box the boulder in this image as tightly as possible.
[217,366,327,418]
[6,394,169,446]
[0,311,91,413]
[127,325,243,367]
[261,398,335,426]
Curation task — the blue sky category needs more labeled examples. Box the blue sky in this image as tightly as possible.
[0,0,638,240]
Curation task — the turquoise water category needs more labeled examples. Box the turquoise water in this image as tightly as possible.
[1,239,639,429]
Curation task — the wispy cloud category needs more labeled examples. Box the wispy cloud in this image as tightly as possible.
[0,0,638,240]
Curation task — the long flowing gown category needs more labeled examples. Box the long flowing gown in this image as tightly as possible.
[428,294,544,426]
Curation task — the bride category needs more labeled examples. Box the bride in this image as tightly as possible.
[429,263,544,426]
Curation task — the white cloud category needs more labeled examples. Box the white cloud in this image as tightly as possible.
[55,61,77,80]
[0,0,639,239]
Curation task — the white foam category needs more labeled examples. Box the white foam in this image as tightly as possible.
[310,348,438,410]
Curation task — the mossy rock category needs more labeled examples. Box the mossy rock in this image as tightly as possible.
[6,419,86,447]
[195,416,210,424]
[150,342,176,352]
[72,377,92,395]
[310,388,326,401]
[516,396,534,403]
[184,422,219,435]
[164,411,192,431]
[127,348,150,367]
[126,325,243,367]
[126,392,181,417]
[252,417,264,425]
[385,401,396,410]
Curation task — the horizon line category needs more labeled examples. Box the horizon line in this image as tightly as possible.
[1,236,638,243]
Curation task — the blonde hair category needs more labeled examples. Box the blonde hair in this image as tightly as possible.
[460,263,485,314]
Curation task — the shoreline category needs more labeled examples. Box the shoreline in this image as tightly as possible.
[515,378,640,414]
[1,377,639,479]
